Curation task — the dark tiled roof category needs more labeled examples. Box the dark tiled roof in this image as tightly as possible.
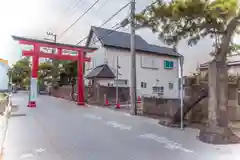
[87,26,181,57]
[85,64,115,79]
[200,60,240,69]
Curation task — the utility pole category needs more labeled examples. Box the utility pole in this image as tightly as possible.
[116,56,119,108]
[130,0,137,115]
[180,55,184,130]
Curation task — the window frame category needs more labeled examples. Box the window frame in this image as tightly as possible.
[169,82,174,90]
[141,55,159,70]
[114,79,128,85]
[152,86,164,96]
[164,60,174,69]
[141,82,147,88]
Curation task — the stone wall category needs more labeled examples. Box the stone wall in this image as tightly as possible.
[184,78,240,123]
[51,85,89,102]
[50,85,130,106]
[0,95,8,113]
[142,97,180,117]
[140,77,240,123]
[88,86,130,105]
[51,85,74,101]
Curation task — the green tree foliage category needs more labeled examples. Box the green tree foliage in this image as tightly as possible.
[8,57,78,89]
[38,61,54,87]
[136,0,240,57]
[8,57,31,88]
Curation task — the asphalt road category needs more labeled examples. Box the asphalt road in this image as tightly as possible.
[3,92,240,160]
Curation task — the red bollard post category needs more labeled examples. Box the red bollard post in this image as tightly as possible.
[137,96,141,103]
[116,103,120,109]
[104,94,109,106]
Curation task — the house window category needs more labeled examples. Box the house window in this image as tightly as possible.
[141,55,158,69]
[141,82,147,88]
[152,86,164,96]
[169,83,174,90]
[164,60,174,69]
[115,79,128,85]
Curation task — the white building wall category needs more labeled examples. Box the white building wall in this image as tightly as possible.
[0,63,9,91]
[228,65,240,75]
[95,79,114,86]
[85,32,107,86]
[104,48,179,99]
[85,33,179,99]
[85,47,107,85]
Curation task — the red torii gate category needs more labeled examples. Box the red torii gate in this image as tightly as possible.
[12,36,97,107]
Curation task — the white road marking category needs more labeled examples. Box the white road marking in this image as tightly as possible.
[85,104,99,108]
[35,148,45,153]
[139,133,194,153]
[20,153,34,159]
[83,114,102,120]
[124,113,131,116]
[105,121,132,131]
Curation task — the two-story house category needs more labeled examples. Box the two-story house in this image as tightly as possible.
[199,60,240,77]
[84,26,182,99]
[0,58,9,92]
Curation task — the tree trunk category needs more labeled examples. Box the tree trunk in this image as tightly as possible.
[198,19,240,144]
[199,60,240,144]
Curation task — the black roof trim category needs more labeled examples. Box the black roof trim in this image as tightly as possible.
[12,35,98,52]
[85,64,115,79]
[86,26,182,57]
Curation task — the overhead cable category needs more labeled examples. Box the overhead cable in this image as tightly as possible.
[58,0,101,40]
[76,1,131,45]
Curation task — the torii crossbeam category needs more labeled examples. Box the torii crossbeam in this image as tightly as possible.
[12,35,97,107]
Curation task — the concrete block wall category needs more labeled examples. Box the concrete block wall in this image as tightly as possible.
[184,79,240,123]
[88,86,130,106]
[142,97,180,117]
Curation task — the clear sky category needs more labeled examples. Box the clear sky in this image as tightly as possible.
[0,0,216,75]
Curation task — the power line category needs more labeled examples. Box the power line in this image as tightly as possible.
[140,0,159,14]
[76,23,122,45]
[120,25,129,32]
[66,0,85,19]
[99,2,131,27]
[95,0,111,13]
[58,0,101,40]
[53,0,84,34]
[63,1,78,14]
[76,22,120,45]
[62,0,84,17]
[76,1,131,45]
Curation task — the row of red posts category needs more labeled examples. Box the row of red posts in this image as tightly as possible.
[104,95,142,109]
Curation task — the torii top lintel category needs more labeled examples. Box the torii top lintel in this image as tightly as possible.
[12,35,97,61]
